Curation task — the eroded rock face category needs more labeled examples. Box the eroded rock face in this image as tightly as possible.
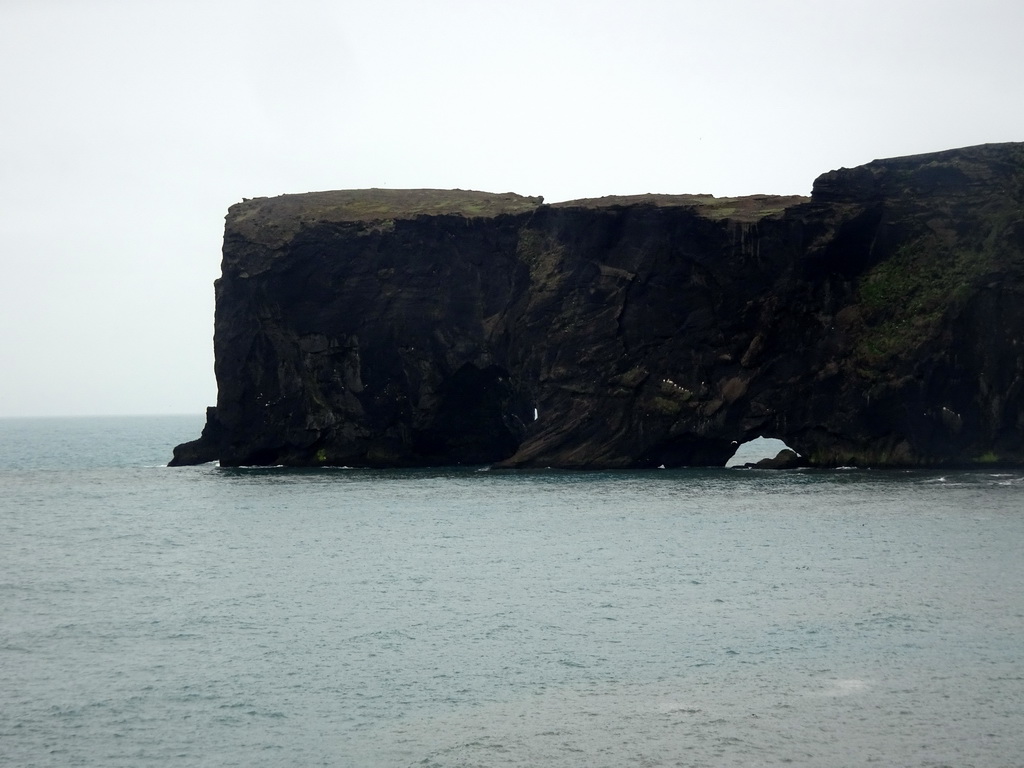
[743,449,806,470]
[171,144,1024,468]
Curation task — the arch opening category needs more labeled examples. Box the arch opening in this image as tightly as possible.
[725,436,803,469]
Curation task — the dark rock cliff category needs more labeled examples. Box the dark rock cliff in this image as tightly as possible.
[171,144,1024,468]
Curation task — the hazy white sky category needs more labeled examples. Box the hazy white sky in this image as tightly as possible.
[2,0,1022,417]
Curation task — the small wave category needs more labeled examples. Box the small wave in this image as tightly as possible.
[658,702,703,714]
[558,658,587,668]
[812,678,870,696]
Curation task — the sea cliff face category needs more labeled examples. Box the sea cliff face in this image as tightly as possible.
[171,144,1024,468]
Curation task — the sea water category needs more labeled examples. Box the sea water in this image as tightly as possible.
[1,415,1023,767]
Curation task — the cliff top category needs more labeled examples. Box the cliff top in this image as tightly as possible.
[227,143,1024,247]
[227,189,545,247]
[228,189,813,247]
[230,188,542,225]
[811,141,1024,203]
[552,193,809,222]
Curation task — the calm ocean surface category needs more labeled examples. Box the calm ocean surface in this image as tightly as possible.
[2,415,1023,767]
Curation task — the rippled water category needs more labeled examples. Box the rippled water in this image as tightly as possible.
[2,416,1023,767]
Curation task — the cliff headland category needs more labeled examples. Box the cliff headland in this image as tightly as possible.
[172,143,1024,468]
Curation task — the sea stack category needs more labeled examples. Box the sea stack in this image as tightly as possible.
[172,144,1024,468]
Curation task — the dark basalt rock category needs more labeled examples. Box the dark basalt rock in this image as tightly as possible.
[743,449,807,470]
[170,144,1024,468]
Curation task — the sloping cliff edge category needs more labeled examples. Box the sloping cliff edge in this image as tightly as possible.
[171,143,1024,469]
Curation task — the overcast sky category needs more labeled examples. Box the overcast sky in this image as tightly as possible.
[2,0,1022,417]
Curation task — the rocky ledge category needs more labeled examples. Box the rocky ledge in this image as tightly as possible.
[172,143,1024,468]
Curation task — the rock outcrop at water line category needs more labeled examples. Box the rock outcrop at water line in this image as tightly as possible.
[171,143,1024,469]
